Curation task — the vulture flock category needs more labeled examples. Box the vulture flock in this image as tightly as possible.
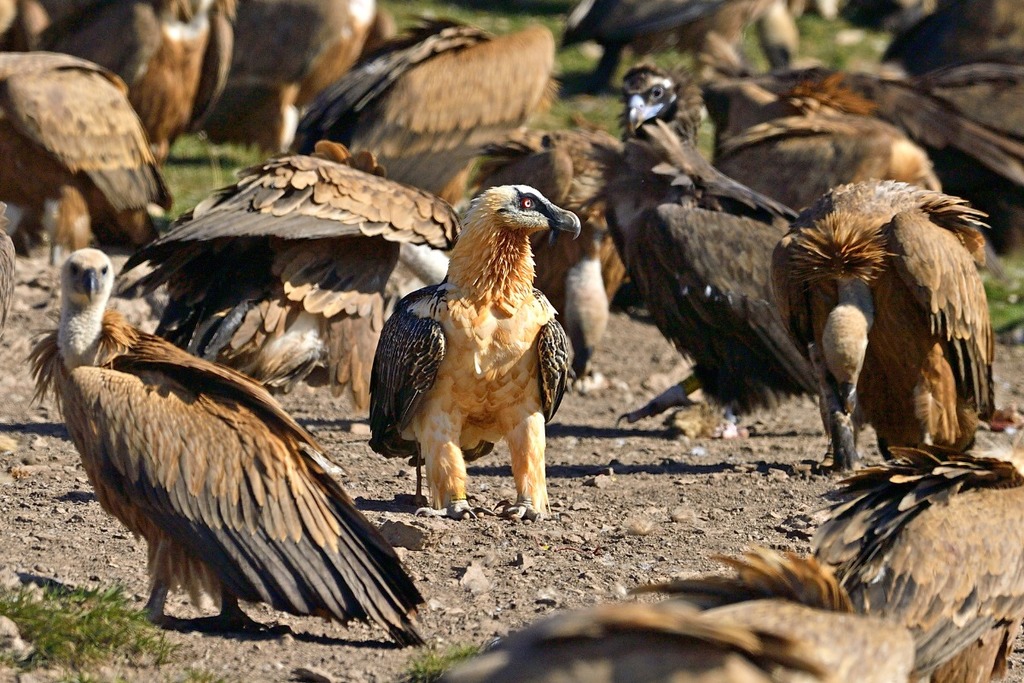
[0,0,1022,679]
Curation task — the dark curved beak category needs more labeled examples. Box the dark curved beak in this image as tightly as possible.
[549,207,581,240]
[82,269,100,297]
[627,94,665,134]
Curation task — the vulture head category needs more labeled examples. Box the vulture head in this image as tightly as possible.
[59,248,114,370]
[621,64,703,139]
[467,185,581,240]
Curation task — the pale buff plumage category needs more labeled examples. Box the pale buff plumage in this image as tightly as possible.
[370,186,577,521]
[32,248,423,644]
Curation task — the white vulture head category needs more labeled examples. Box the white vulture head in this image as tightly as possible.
[58,248,115,370]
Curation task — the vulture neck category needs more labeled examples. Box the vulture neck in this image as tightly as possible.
[59,300,107,370]
[447,220,536,312]
[822,278,874,384]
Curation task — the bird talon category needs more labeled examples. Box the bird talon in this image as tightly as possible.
[494,498,545,522]
[416,499,479,520]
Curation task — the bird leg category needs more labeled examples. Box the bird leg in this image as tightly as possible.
[414,427,490,520]
[618,375,701,425]
[496,412,548,521]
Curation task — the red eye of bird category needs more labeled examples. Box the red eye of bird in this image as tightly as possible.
[521,197,535,210]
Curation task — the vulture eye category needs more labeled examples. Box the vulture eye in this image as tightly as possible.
[69,263,79,275]
[101,266,109,276]
[652,86,664,99]
[520,196,535,211]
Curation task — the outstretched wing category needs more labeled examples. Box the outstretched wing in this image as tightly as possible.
[369,285,446,458]
[61,331,424,645]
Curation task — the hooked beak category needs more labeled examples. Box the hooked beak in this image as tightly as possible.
[548,207,581,242]
[838,382,857,415]
[627,94,663,133]
[82,269,100,297]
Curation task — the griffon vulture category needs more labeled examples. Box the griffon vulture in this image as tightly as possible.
[703,63,1024,253]
[710,73,941,212]
[0,52,171,263]
[444,548,915,683]
[121,141,458,411]
[294,20,556,205]
[0,205,12,338]
[39,0,235,162]
[772,180,992,469]
[473,128,627,385]
[369,185,578,521]
[883,0,1024,76]
[815,448,1024,682]
[202,0,392,152]
[562,0,797,93]
[31,248,424,643]
[605,65,816,428]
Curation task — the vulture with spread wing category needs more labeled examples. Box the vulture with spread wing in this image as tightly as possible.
[121,141,458,411]
[704,63,1024,253]
[605,65,816,428]
[0,52,170,263]
[473,128,627,384]
[772,180,992,469]
[445,548,915,683]
[294,20,556,205]
[32,248,423,643]
[39,0,235,162]
[815,448,1024,682]
[709,73,941,212]
[370,186,577,522]
[202,0,393,152]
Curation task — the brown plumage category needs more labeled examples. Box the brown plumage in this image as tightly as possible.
[121,141,457,411]
[562,0,793,93]
[473,128,627,381]
[445,548,915,683]
[711,74,941,212]
[772,180,993,469]
[31,248,423,643]
[0,52,170,262]
[294,20,556,205]
[703,63,1024,253]
[369,186,578,521]
[0,204,12,338]
[814,448,1024,681]
[39,0,235,162]
[202,0,387,152]
[606,65,816,424]
[883,0,1024,76]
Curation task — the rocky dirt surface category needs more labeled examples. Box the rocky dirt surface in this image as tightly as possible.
[2,254,1024,682]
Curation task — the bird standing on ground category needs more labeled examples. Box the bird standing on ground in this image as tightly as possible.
[605,64,816,430]
[31,248,424,644]
[473,128,627,386]
[39,0,235,162]
[772,180,992,469]
[0,52,171,263]
[369,186,578,521]
[121,141,458,412]
[295,20,556,205]
[815,448,1024,682]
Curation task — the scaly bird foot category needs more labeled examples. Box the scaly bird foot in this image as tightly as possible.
[416,499,493,520]
[617,383,695,425]
[494,497,546,522]
[827,410,860,472]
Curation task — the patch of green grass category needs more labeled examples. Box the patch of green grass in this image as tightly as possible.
[176,669,230,683]
[163,135,265,220]
[403,644,481,683]
[985,253,1024,332]
[0,585,176,674]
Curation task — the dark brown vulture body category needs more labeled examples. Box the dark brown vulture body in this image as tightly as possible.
[121,141,457,411]
[445,548,915,683]
[883,0,1024,76]
[815,448,1024,682]
[562,0,795,93]
[772,180,992,468]
[32,248,423,644]
[0,52,170,260]
[39,0,235,162]
[605,65,816,417]
[711,74,941,212]
[202,0,388,152]
[294,20,556,205]
[0,204,12,338]
[704,63,1024,253]
[473,128,627,380]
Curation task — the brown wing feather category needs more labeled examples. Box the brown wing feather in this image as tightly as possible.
[0,52,170,211]
[814,449,1024,678]
[0,204,11,336]
[33,314,424,645]
[535,305,571,422]
[886,199,993,418]
[187,2,233,131]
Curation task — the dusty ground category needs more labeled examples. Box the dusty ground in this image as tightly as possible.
[2,253,1024,683]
